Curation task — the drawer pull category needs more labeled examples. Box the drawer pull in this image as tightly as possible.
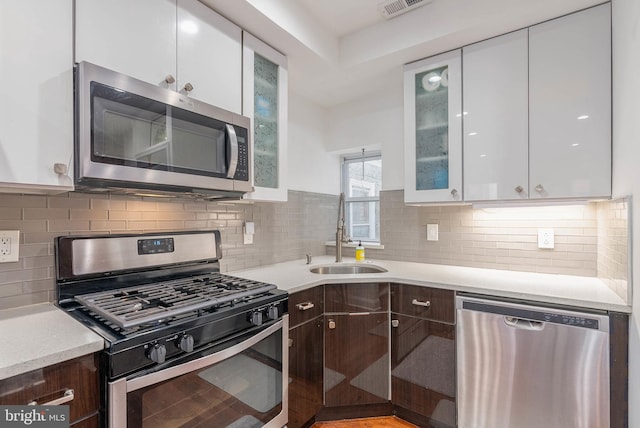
[412,299,431,308]
[296,302,315,311]
[28,388,74,406]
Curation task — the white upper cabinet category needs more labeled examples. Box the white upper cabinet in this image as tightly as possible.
[529,4,611,199]
[75,0,242,114]
[404,50,463,204]
[242,32,289,202]
[177,0,241,113]
[463,30,529,202]
[75,0,177,90]
[0,0,74,193]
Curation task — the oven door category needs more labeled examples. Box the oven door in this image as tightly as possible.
[109,315,288,428]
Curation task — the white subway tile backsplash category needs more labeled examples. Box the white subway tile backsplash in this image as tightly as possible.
[48,195,90,209]
[0,189,629,309]
[0,190,337,309]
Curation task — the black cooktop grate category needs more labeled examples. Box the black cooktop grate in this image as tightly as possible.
[74,273,276,329]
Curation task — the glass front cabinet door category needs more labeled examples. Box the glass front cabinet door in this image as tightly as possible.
[403,50,462,204]
[242,31,288,202]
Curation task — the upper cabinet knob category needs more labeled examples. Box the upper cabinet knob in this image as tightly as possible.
[535,184,544,193]
[450,188,458,197]
[164,74,176,84]
[181,82,194,93]
[53,163,68,175]
[515,185,524,193]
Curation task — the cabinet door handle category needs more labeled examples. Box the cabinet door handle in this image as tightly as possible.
[450,188,458,197]
[535,184,544,193]
[181,82,194,93]
[28,388,74,406]
[412,299,431,308]
[164,74,176,84]
[296,302,315,311]
[515,185,524,193]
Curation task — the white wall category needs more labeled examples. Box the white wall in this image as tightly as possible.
[288,91,340,195]
[325,74,405,190]
[611,0,640,425]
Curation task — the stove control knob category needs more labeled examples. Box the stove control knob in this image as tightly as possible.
[178,334,194,353]
[267,305,279,320]
[250,311,263,326]
[147,343,166,364]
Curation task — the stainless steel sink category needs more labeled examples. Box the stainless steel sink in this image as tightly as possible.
[309,263,388,274]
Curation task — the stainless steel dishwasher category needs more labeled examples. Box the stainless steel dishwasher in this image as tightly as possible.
[456,295,610,428]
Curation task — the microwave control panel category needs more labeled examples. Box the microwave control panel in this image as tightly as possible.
[234,131,249,181]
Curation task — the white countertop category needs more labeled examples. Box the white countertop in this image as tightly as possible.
[0,303,105,380]
[232,256,631,313]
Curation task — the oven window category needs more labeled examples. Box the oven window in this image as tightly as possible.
[90,82,228,178]
[126,332,283,427]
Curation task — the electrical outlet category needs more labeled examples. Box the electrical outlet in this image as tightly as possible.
[0,230,20,263]
[427,224,439,241]
[538,228,555,249]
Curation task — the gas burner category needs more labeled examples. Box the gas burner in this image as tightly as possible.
[74,273,277,329]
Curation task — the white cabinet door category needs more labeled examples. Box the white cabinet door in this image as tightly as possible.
[404,50,463,204]
[0,0,74,193]
[529,4,611,199]
[242,32,289,202]
[177,0,242,114]
[75,0,177,89]
[463,29,529,201]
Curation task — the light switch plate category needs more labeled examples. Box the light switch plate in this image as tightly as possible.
[243,222,255,245]
[538,228,555,249]
[427,224,439,241]
[0,230,20,263]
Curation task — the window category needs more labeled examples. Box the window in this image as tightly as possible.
[342,151,382,243]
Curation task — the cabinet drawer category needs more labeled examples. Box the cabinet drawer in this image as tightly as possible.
[391,283,454,323]
[325,283,389,313]
[0,353,99,424]
[289,286,324,327]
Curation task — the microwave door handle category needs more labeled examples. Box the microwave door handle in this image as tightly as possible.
[226,124,239,179]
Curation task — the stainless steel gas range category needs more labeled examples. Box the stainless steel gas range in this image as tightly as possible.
[55,230,288,428]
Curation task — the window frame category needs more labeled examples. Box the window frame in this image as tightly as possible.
[341,151,382,244]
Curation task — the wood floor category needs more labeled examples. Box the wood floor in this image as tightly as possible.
[312,416,418,428]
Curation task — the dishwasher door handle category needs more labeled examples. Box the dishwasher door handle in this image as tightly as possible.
[504,316,545,331]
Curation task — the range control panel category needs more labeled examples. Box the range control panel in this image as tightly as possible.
[138,238,175,255]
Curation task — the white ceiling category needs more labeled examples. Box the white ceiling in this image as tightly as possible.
[201,0,605,108]
[297,0,386,37]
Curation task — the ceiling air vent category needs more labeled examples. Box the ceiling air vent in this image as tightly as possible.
[378,0,433,19]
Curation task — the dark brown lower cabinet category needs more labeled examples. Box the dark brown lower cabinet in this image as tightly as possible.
[289,316,324,428]
[391,314,456,428]
[324,313,389,408]
[0,353,100,427]
[71,413,99,428]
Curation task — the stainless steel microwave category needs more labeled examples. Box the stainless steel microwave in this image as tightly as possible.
[74,61,252,199]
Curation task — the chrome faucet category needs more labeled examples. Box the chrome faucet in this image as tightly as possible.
[336,192,351,262]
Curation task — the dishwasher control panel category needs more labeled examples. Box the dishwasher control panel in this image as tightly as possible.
[542,312,600,329]
[461,299,603,330]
